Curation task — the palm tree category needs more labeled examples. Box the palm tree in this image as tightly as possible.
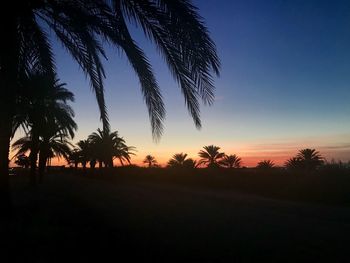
[167,153,189,168]
[13,73,76,185]
[14,154,30,169]
[38,125,73,182]
[114,144,136,167]
[1,1,220,211]
[256,160,275,169]
[183,158,198,169]
[68,149,81,169]
[89,129,134,168]
[75,140,92,170]
[12,128,73,182]
[167,153,197,169]
[220,154,242,168]
[285,157,303,170]
[143,155,158,168]
[198,145,225,168]
[296,148,324,170]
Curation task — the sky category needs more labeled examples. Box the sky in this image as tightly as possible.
[12,0,350,167]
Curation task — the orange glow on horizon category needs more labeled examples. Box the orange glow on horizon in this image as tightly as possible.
[10,142,350,168]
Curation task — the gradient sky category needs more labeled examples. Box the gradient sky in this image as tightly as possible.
[12,0,350,167]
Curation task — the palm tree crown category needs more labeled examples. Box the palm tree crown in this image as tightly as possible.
[88,128,134,167]
[198,145,225,168]
[166,152,197,168]
[143,155,158,167]
[286,148,324,171]
[256,160,275,169]
[219,154,242,168]
[5,0,220,138]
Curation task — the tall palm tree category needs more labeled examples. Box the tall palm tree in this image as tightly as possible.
[143,155,158,168]
[296,148,324,171]
[1,1,220,210]
[219,154,242,168]
[256,160,275,169]
[198,145,225,168]
[13,73,76,185]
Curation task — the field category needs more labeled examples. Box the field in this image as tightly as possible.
[2,168,350,262]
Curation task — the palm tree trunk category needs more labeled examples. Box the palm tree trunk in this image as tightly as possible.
[38,150,47,183]
[108,157,113,168]
[29,133,40,187]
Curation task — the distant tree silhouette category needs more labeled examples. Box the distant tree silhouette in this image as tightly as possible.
[167,153,188,168]
[285,157,303,170]
[167,153,197,169]
[198,145,225,168]
[68,149,81,169]
[285,148,324,171]
[219,154,242,168]
[256,160,275,169]
[1,0,220,212]
[76,140,92,171]
[296,148,324,171]
[183,158,198,169]
[14,154,30,169]
[88,129,135,168]
[143,155,158,168]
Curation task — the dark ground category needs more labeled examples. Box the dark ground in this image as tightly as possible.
[2,170,350,262]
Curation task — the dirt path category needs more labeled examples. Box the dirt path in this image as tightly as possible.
[7,173,350,262]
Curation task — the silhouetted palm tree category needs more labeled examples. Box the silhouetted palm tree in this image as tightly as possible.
[296,148,324,170]
[114,144,136,167]
[183,158,198,169]
[76,140,92,170]
[220,154,242,168]
[14,154,30,169]
[88,129,134,168]
[38,124,73,181]
[143,155,158,168]
[198,145,225,168]
[256,160,275,169]
[12,128,72,182]
[68,149,81,169]
[1,1,220,210]
[167,153,188,168]
[13,73,76,185]
[167,153,198,169]
[285,157,303,170]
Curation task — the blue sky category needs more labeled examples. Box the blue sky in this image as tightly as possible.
[13,0,350,166]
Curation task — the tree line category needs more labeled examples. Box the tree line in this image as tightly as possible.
[14,135,339,174]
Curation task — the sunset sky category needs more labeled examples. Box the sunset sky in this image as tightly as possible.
[12,0,350,167]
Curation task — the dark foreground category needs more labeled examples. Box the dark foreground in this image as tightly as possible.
[3,171,350,262]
